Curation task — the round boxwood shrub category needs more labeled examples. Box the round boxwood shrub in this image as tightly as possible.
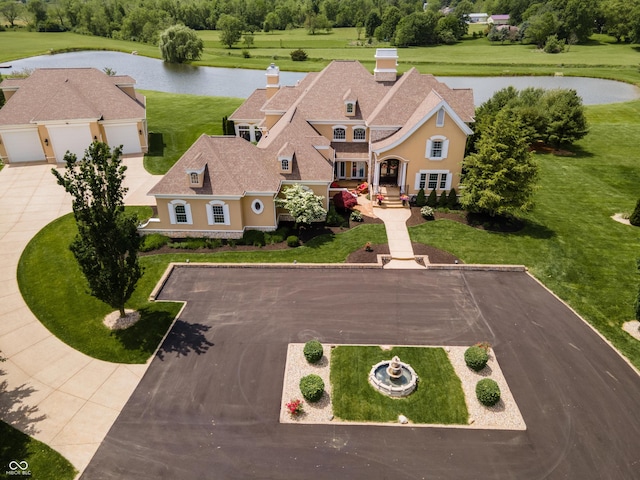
[464,345,489,371]
[303,340,323,363]
[476,378,501,406]
[299,374,324,402]
[287,235,299,247]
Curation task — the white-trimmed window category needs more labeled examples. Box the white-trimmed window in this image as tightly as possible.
[251,199,264,214]
[425,136,449,160]
[333,126,346,141]
[353,127,366,141]
[189,172,199,184]
[346,102,354,114]
[207,200,230,225]
[415,170,451,191]
[436,108,445,127]
[168,199,193,224]
[281,158,289,171]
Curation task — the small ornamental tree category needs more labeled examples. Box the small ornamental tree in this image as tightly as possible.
[52,142,142,318]
[447,188,459,209]
[629,198,640,227]
[438,190,448,208]
[415,188,427,207]
[159,25,204,64]
[275,184,327,228]
[426,189,438,207]
[333,190,357,211]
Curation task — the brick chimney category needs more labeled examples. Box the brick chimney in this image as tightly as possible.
[374,48,398,82]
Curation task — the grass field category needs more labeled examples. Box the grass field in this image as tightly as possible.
[1,28,640,85]
[330,346,468,424]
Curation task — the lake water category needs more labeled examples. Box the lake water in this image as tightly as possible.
[3,50,639,105]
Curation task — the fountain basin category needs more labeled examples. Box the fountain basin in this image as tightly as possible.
[368,357,418,398]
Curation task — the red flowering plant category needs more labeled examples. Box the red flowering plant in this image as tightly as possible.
[286,399,304,416]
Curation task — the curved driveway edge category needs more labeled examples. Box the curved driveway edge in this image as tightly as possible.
[0,159,160,476]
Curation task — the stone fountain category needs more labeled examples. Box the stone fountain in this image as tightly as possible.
[368,355,418,398]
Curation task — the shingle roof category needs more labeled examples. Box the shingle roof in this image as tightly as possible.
[148,135,281,196]
[0,68,145,126]
[228,88,267,121]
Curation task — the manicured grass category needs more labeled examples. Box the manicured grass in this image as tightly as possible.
[143,91,242,174]
[410,100,640,370]
[0,421,76,479]
[1,29,639,85]
[330,346,468,424]
[17,213,386,363]
[17,208,183,364]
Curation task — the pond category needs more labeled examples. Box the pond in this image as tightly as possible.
[3,51,639,105]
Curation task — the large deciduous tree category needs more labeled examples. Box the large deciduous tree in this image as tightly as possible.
[159,24,204,63]
[217,13,244,48]
[52,142,142,318]
[0,0,23,27]
[461,111,539,218]
[275,184,327,228]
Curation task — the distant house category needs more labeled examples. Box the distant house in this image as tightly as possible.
[468,13,489,24]
[488,14,510,25]
[141,49,474,239]
[0,68,147,165]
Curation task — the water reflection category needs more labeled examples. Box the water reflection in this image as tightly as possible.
[3,50,638,105]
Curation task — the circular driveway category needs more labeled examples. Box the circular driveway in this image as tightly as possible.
[81,267,640,479]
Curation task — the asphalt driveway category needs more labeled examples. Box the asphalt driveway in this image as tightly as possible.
[81,267,640,479]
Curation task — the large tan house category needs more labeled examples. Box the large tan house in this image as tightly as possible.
[0,68,147,164]
[141,49,474,238]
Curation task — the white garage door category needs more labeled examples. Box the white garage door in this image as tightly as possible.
[48,124,93,162]
[103,124,141,155]
[1,129,46,163]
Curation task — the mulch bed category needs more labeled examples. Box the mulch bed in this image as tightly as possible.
[345,243,461,264]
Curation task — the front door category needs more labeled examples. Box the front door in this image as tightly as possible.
[379,159,399,185]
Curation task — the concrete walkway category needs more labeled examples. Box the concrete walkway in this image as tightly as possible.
[0,158,160,475]
[372,205,425,269]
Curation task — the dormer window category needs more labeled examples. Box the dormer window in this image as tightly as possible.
[278,142,294,172]
[189,172,199,184]
[185,160,205,188]
[343,89,357,117]
[281,158,289,171]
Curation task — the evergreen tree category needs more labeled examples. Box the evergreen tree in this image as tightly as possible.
[630,198,640,226]
[447,188,459,209]
[416,188,427,207]
[438,190,448,208]
[427,189,438,207]
[461,111,539,217]
[52,142,142,318]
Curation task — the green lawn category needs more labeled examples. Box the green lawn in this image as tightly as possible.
[17,208,183,364]
[410,100,640,369]
[1,29,640,85]
[143,91,242,174]
[0,421,76,480]
[330,346,468,424]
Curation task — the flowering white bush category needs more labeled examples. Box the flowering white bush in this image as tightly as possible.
[420,206,435,219]
[275,184,327,226]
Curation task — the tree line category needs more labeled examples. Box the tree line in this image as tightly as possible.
[2,0,640,48]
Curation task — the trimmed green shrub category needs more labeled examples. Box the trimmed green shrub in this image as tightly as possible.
[287,235,299,247]
[326,205,347,226]
[420,206,435,219]
[476,378,501,406]
[242,229,265,247]
[438,191,448,208]
[140,233,170,252]
[290,49,308,61]
[630,198,640,226]
[427,189,438,207]
[415,188,427,207]
[303,340,323,363]
[300,374,324,402]
[447,188,459,209]
[464,345,489,371]
[350,210,363,222]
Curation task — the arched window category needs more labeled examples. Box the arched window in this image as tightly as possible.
[281,158,289,171]
[436,108,445,127]
[353,127,366,141]
[333,127,346,141]
[346,102,354,114]
[168,200,192,224]
[190,172,199,184]
[207,200,230,225]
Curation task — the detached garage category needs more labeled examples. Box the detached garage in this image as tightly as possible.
[0,128,45,163]
[0,68,147,165]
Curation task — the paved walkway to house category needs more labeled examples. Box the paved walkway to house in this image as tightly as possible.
[372,205,425,269]
[0,158,160,476]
